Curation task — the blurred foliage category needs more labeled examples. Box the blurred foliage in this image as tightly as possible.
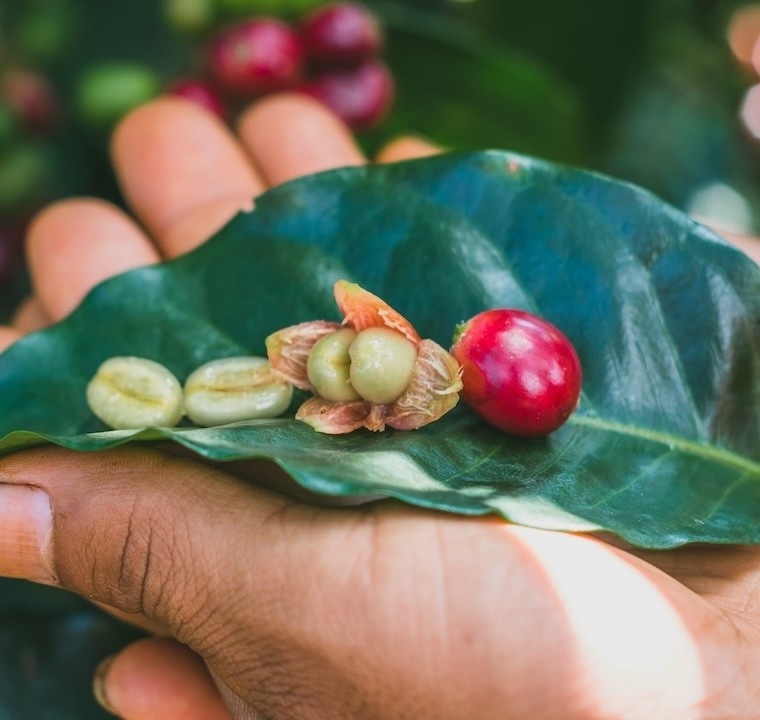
[600,2,760,231]
[2,0,757,219]
[427,0,652,147]
[0,580,144,720]
[364,1,584,162]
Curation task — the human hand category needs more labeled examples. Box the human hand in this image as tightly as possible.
[0,95,759,720]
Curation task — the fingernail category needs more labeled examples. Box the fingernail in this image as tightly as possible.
[0,484,55,582]
[93,655,119,716]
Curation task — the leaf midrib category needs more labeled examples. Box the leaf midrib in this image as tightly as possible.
[570,413,760,477]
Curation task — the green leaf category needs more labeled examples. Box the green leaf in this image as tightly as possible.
[0,150,758,549]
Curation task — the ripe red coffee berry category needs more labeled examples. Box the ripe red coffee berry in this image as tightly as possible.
[2,70,57,135]
[302,2,383,66]
[451,308,582,437]
[303,60,393,131]
[209,19,303,96]
[166,78,226,118]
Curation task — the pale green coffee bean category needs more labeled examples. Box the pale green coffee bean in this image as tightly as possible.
[86,356,184,429]
[184,356,292,426]
[307,328,361,402]
[349,327,418,405]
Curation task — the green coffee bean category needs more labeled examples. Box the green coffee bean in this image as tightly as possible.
[86,356,184,429]
[307,328,361,402]
[184,356,292,426]
[349,327,417,405]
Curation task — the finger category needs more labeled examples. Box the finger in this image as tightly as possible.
[375,135,442,163]
[626,543,760,619]
[112,97,264,257]
[26,198,159,321]
[91,601,167,636]
[2,449,753,720]
[704,222,760,266]
[237,93,364,186]
[0,327,22,353]
[11,297,50,333]
[0,446,345,680]
[0,445,397,717]
[94,637,232,720]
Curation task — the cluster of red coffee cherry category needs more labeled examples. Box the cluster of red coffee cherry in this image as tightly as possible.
[170,2,393,131]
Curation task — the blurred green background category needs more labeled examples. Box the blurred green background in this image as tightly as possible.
[1,1,759,717]
[1,0,759,312]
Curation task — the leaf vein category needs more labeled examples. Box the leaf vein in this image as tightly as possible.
[570,414,760,477]
[441,440,506,483]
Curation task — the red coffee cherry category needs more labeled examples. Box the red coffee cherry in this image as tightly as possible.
[1,70,58,135]
[209,19,304,96]
[451,308,582,437]
[301,2,383,66]
[302,59,393,131]
[166,78,226,118]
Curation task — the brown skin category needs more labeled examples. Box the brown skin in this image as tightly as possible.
[0,96,760,720]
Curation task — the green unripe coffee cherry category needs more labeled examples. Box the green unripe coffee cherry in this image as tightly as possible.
[349,327,417,405]
[77,63,160,130]
[0,143,47,213]
[307,328,361,402]
[165,0,215,35]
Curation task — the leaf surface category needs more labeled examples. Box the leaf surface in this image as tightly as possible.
[0,151,757,549]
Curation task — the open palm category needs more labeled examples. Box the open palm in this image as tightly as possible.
[0,95,758,720]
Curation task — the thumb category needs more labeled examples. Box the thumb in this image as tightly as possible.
[0,445,340,660]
